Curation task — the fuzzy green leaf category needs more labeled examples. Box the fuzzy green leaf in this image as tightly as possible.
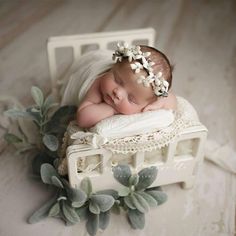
[130,192,149,213]
[124,195,136,210]
[112,164,131,187]
[48,202,60,217]
[45,105,77,134]
[135,166,158,190]
[28,194,57,224]
[90,194,114,212]
[111,201,120,215]
[66,187,87,208]
[81,177,92,196]
[43,134,59,152]
[118,187,130,197]
[62,201,80,224]
[95,189,119,199]
[75,205,89,221]
[86,212,99,236]
[4,109,33,119]
[25,107,41,124]
[89,200,100,214]
[31,86,44,106]
[137,191,157,207]
[42,95,57,114]
[99,211,110,230]
[127,209,145,229]
[51,176,64,188]
[146,190,168,205]
[40,163,58,185]
[4,133,22,143]
[129,174,139,186]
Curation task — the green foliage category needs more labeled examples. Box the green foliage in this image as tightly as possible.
[10,87,168,235]
[127,209,145,229]
[112,164,131,187]
[112,164,167,229]
[29,163,118,236]
[4,133,22,144]
[42,134,59,151]
[4,86,76,175]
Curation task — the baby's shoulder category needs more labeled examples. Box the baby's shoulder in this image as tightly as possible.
[163,92,177,110]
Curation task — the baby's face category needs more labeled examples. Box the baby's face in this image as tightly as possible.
[99,62,155,115]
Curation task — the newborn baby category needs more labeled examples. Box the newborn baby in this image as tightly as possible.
[77,43,177,128]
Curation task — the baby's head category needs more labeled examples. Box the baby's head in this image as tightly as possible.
[99,43,172,115]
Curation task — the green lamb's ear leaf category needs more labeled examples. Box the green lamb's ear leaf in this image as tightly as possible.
[90,194,115,212]
[127,209,145,229]
[145,190,168,205]
[28,194,57,224]
[89,200,100,215]
[42,95,58,114]
[118,187,130,197]
[61,201,80,224]
[95,189,119,199]
[81,177,93,196]
[43,134,59,152]
[137,191,157,207]
[40,163,58,185]
[31,86,44,106]
[129,174,139,186]
[135,166,158,190]
[66,187,87,208]
[86,212,99,236]
[51,176,64,188]
[45,105,77,134]
[112,164,131,187]
[25,107,41,124]
[111,201,120,215]
[99,211,110,230]
[124,195,136,210]
[75,205,89,221]
[130,192,149,213]
[48,202,60,217]
[4,133,23,143]
[4,109,33,119]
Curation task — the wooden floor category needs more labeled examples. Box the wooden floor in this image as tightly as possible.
[0,1,235,235]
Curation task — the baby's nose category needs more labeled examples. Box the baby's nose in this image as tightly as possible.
[113,88,123,100]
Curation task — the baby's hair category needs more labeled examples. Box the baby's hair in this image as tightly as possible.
[140,46,173,89]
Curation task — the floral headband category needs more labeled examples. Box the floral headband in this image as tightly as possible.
[112,42,169,97]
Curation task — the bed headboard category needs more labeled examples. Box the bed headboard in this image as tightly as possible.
[47,28,156,100]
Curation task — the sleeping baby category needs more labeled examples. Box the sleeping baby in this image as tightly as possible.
[77,43,177,128]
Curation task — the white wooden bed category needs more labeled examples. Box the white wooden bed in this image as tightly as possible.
[47,28,208,191]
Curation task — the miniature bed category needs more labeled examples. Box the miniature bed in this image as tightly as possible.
[47,28,208,192]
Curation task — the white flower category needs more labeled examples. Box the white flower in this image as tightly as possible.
[163,80,169,87]
[154,77,161,86]
[130,62,143,73]
[156,71,163,78]
[137,75,145,84]
[143,51,151,58]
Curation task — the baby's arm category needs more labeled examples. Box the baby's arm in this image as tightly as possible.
[143,91,177,112]
[77,79,117,128]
